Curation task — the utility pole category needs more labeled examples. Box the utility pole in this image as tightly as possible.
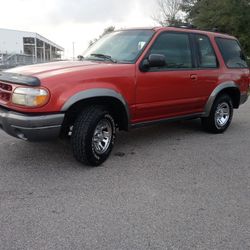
[72,42,75,61]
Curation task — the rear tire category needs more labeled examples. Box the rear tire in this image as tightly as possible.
[71,105,116,166]
[202,94,233,133]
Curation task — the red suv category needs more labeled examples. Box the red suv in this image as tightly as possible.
[0,27,249,166]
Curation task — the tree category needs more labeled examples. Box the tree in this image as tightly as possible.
[182,0,250,56]
[153,0,184,26]
[89,26,115,47]
[181,0,197,14]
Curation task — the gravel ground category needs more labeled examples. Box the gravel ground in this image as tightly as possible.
[0,102,249,250]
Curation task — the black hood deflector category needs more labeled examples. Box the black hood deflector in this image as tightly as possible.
[0,72,40,86]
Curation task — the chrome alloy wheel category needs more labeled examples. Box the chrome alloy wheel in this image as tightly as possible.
[215,102,230,128]
[92,118,112,154]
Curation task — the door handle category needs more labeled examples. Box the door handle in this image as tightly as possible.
[190,74,198,81]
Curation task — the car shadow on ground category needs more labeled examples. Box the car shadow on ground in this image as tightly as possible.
[116,118,203,146]
[0,118,203,170]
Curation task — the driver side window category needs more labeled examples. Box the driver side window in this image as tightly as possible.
[150,32,193,69]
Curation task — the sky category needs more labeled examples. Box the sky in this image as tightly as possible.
[0,0,158,58]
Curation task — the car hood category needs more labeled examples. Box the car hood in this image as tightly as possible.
[5,60,109,79]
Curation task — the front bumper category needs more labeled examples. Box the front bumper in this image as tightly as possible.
[0,106,65,141]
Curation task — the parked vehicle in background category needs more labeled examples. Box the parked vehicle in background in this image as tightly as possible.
[0,27,249,166]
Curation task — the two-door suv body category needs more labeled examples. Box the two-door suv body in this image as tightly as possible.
[0,27,249,165]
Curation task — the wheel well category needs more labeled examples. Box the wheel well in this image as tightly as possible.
[217,87,241,108]
[61,97,129,137]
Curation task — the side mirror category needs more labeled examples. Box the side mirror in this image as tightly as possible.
[140,54,166,72]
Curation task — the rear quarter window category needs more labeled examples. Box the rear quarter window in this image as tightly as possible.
[215,37,248,69]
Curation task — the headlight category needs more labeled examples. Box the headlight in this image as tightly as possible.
[12,87,49,107]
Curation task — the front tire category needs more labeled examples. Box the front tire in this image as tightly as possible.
[202,94,233,133]
[71,106,116,166]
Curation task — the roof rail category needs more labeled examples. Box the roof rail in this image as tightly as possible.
[168,23,197,29]
[168,23,228,35]
[169,24,222,33]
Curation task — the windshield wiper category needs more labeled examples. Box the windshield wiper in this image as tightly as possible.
[90,53,117,63]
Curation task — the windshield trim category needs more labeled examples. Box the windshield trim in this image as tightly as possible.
[83,29,156,64]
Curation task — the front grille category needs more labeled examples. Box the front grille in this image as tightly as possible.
[0,82,12,102]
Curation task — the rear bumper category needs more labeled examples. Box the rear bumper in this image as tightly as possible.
[0,107,65,141]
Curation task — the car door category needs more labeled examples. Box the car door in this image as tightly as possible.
[134,31,205,123]
[191,33,221,107]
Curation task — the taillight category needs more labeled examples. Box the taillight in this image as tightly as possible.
[248,76,250,95]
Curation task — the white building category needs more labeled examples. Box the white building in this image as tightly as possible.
[0,28,64,68]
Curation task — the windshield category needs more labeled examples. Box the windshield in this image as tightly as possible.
[83,30,155,63]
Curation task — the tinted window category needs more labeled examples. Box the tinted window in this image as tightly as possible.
[216,38,248,68]
[150,32,192,69]
[195,35,218,68]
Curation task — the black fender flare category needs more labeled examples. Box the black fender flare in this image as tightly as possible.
[61,88,131,123]
[202,81,240,117]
